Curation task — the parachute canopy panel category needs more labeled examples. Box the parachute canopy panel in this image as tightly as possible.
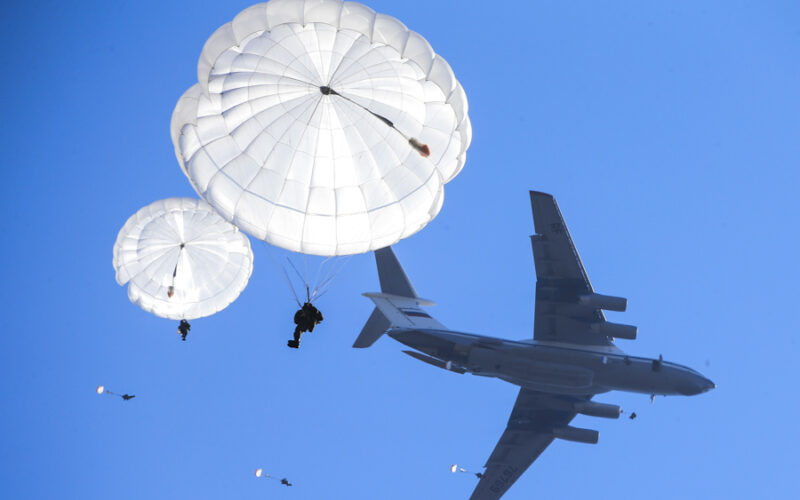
[113,198,254,320]
[172,0,471,256]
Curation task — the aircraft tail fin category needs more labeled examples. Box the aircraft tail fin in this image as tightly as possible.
[353,247,444,348]
[375,246,418,298]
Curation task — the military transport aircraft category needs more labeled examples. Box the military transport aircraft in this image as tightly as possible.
[353,191,715,500]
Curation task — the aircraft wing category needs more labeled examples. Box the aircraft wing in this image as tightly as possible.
[470,389,579,500]
[529,191,624,346]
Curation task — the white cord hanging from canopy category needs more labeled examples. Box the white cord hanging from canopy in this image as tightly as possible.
[171,0,472,256]
[113,198,254,320]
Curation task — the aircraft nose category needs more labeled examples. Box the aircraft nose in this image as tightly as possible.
[700,377,716,393]
[678,374,716,395]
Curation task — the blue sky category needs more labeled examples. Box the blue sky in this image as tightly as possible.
[1,1,799,498]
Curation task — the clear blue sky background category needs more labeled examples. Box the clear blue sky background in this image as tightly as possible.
[1,1,798,498]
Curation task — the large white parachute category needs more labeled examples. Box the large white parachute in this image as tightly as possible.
[171,0,471,256]
[113,198,254,320]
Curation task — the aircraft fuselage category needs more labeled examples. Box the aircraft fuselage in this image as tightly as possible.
[389,328,715,397]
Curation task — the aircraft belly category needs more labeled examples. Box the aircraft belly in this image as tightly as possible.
[469,347,595,393]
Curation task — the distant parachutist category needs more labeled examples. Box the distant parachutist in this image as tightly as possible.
[255,468,291,486]
[177,319,191,341]
[97,386,135,401]
[629,412,637,420]
[451,464,481,479]
[288,302,323,349]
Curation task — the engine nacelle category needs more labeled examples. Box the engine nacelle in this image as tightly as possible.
[578,293,627,312]
[573,401,622,419]
[590,321,637,340]
[552,426,599,444]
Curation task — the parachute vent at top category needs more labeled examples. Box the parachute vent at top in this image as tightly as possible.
[113,198,254,321]
[170,0,472,256]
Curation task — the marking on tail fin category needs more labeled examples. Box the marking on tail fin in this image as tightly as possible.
[401,308,432,318]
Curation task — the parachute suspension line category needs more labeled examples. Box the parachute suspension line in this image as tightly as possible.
[261,242,302,307]
[309,256,335,300]
[310,256,332,299]
[167,243,185,298]
[262,243,347,306]
[303,254,310,300]
[319,86,430,157]
[310,255,350,302]
[285,256,309,296]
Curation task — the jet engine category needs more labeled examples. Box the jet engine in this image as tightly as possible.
[578,293,627,312]
[590,321,637,340]
[573,401,622,419]
[552,426,599,444]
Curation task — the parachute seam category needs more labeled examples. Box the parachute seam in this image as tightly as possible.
[335,93,410,242]
[326,28,368,87]
[119,201,251,319]
[293,94,326,254]
[226,93,321,238]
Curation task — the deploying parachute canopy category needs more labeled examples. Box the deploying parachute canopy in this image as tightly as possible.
[96,386,135,401]
[113,198,254,320]
[450,463,482,478]
[171,0,472,256]
[255,468,292,486]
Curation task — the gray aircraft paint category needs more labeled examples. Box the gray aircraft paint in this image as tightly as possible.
[354,192,714,500]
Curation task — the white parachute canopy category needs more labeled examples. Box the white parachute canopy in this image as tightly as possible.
[113,198,254,320]
[171,0,472,256]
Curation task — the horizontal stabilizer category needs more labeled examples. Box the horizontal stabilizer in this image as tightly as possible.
[355,247,444,349]
[403,350,466,374]
[363,293,444,330]
[353,307,391,348]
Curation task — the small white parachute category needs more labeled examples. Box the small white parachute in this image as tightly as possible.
[171,0,472,256]
[113,198,254,320]
[254,468,291,486]
[96,385,105,394]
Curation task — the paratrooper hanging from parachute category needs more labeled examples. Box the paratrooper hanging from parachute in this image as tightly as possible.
[169,0,472,348]
[113,198,254,340]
